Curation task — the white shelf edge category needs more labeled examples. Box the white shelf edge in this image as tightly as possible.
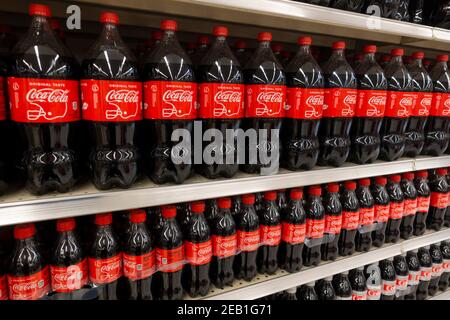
[202,229,450,300]
[429,289,450,300]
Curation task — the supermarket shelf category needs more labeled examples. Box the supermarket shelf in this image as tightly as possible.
[200,229,450,300]
[429,290,450,301]
[0,156,448,227]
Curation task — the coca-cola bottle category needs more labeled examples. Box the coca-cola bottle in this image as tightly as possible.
[316,277,336,300]
[191,35,210,66]
[445,169,450,227]
[379,54,391,69]
[283,36,324,171]
[422,55,450,156]
[404,52,433,157]
[339,181,360,256]
[393,253,409,300]
[138,31,162,73]
[349,267,368,300]
[257,191,282,275]
[427,168,449,231]
[303,186,325,266]
[319,41,357,167]
[50,218,88,299]
[198,26,244,179]
[330,0,364,11]
[332,271,352,300]
[185,42,196,57]
[371,176,390,247]
[379,257,396,300]
[399,172,418,240]
[417,246,432,300]
[271,43,283,64]
[380,48,415,161]
[177,203,192,235]
[7,224,50,300]
[234,194,260,282]
[351,45,387,164]
[413,170,431,236]
[182,201,212,297]
[404,249,421,300]
[233,40,251,67]
[123,210,155,300]
[88,213,122,300]
[364,0,401,18]
[355,178,375,252]
[142,20,197,184]
[428,243,444,296]
[242,32,286,174]
[321,183,342,261]
[210,198,237,289]
[278,188,306,273]
[154,206,184,300]
[277,189,288,212]
[81,12,142,190]
[365,263,382,300]
[8,4,80,195]
[0,240,7,300]
[409,0,424,24]
[439,241,450,292]
[385,175,405,243]
[297,281,318,300]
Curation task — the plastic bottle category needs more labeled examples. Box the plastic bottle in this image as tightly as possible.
[371,176,391,247]
[439,241,450,292]
[364,0,401,18]
[427,168,449,231]
[316,276,336,300]
[409,0,424,24]
[233,40,251,67]
[297,281,319,300]
[284,36,324,171]
[142,20,197,184]
[351,45,387,164]
[416,246,432,300]
[404,249,421,300]
[234,194,260,282]
[319,41,357,167]
[355,178,375,252]
[428,243,444,296]
[282,287,298,300]
[330,0,364,12]
[339,181,360,256]
[303,186,325,267]
[365,263,382,300]
[271,43,283,64]
[277,189,288,212]
[349,267,368,300]
[191,35,211,66]
[278,189,306,273]
[379,257,396,300]
[198,26,244,179]
[413,170,431,236]
[0,240,7,300]
[385,175,404,243]
[321,183,343,261]
[400,172,418,240]
[393,253,409,300]
[332,271,352,300]
[445,170,450,227]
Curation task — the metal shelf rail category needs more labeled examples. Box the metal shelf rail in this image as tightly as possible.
[199,229,450,300]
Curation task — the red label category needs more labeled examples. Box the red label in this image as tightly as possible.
[381,280,396,296]
[341,211,360,230]
[323,88,357,118]
[0,275,8,300]
[237,230,260,252]
[374,204,390,223]
[0,77,6,120]
[143,81,197,120]
[352,291,367,300]
[417,196,431,212]
[8,77,80,123]
[281,222,306,244]
[80,80,142,122]
[443,259,450,272]
[199,83,244,119]
[359,207,375,226]
[212,234,237,258]
[367,286,381,300]
[411,92,433,117]
[286,87,324,119]
[396,275,409,290]
[420,267,432,281]
[430,92,450,117]
[404,198,418,216]
[324,215,342,234]
[408,271,421,285]
[306,218,325,239]
[384,91,416,118]
[88,254,123,285]
[184,240,212,266]
[432,263,443,277]
[355,89,387,118]
[389,201,404,220]
[7,266,50,300]
[50,259,88,293]
[260,225,282,246]
[245,84,286,118]
[430,192,448,209]
[156,246,184,272]
[123,251,156,280]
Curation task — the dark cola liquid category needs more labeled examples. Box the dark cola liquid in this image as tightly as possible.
[355,184,374,252]
[413,175,431,236]
[428,244,443,296]
[283,45,324,171]
[321,189,342,261]
[400,177,418,240]
[349,268,367,299]
[363,0,401,18]
[379,259,396,300]
[371,182,390,247]
[417,247,432,300]
[303,193,325,266]
[393,255,409,300]
[404,250,421,300]
[331,0,365,12]
[297,283,318,300]
[332,273,352,300]
[427,171,448,231]
[445,173,450,228]
[315,278,336,300]
[257,199,281,275]
[385,179,404,243]
[439,241,450,292]
[0,56,12,195]
[338,187,359,256]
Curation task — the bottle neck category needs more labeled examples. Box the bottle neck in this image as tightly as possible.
[412,58,424,68]
[298,45,311,56]
[30,15,52,35]
[436,61,448,71]
[162,30,177,43]
[332,48,345,60]
[391,55,404,65]
[101,23,121,42]
[258,41,271,49]
[364,52,376,63]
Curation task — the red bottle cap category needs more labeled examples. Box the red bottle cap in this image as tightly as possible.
[161,20,178,31]
[162,205,177,218]
[95,213,113,226]
[345,181,357,190]
[402,172,414,181]
[14,224,36,240]
[191,201,206,213]
[375,176,387,186]
[197,35,210,45]
[328,183,339,193]
[298,36,312,46]
[218,198,232,209]
[363,45,377,54]
[264,191,277,201]
[437,54,449,62]
[29,3,51,17]
[412,51,425,60]
[389,175,401,183]
[242,194,256,205]
[308,186,322,196]
[258,32,272,42]
[391,48,404,56]
[358,179,371,187]
[415,170,428,178]
[213,26,228,37]
[235,40,247,49]
[290,188,303,200]
[56,218,76,232]
[332,41,346,50]
[271,43,283,52]
[130,209,147,223]
[437,168,448,176]
[100,12,119,24]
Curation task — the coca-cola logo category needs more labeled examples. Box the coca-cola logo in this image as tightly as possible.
[306,95,324,106]
[214,91,242,103]
[163,90,193,103]
[383,284,395,293]
[352,294,367,301]
[368,95,386,107]
[367,288,381,297]
[242,234,260,245]
[217,238,237,250]
[420,96,432,108]
[343,94,357,106]
[399,97,414,107]
[12,281,42,293]
[257,91,283,104]
[26,88,70,104]
[53,271,82,283]
[99,261,121,274]
[106,90,139,104]
[197,246,212,257]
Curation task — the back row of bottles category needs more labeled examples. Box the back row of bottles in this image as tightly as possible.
[0,167,449,300]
